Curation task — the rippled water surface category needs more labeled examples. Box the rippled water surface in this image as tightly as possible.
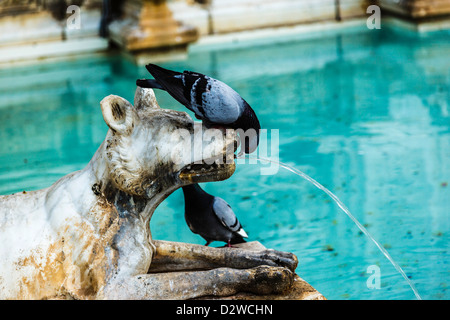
[0,25,449,299]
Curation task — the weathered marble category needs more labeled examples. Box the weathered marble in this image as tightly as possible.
[0,87,301,300]
[0,1,108,66]
[152,240,326,300]
[208,0,336,34]
[192,241,325,300]
[108,0,198,52]
[379,0,450,19]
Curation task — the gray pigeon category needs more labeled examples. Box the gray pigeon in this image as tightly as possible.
[136,64,260,154]
[182,184,248,247]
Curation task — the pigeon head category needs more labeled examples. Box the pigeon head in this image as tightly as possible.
[235,101,261,154]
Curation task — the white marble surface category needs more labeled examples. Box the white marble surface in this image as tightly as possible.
[0,87,236,299]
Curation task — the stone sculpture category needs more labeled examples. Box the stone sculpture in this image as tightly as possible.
[0,87,297,299]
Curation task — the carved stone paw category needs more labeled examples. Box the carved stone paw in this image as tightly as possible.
[256,249,298,272]
[245,265,295,295]
[223,243,299,272]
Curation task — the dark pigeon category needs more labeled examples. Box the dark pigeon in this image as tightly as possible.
[137,64,260,154]
[182,184,248,247]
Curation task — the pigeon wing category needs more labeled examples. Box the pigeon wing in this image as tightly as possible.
[182,72,242,124]
[212,197,241,233]
[201,79,243,124]
[181,71,211,119]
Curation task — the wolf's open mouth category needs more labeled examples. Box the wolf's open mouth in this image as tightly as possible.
[176,123,239,184]
[178,143,236,184]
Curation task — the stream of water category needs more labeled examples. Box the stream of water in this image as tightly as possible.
[238,154,423,300]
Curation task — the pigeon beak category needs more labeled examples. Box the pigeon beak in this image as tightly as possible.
[237,228,248,238]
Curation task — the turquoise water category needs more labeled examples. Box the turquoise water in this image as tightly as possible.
[0,25,449,300]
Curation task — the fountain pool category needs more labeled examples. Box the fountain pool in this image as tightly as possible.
[0,24,449,299]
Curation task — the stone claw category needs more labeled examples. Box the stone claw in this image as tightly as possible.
[245,266,295,295]
[258,249,299,272]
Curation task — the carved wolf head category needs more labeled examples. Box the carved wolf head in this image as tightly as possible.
[99,87,237,199]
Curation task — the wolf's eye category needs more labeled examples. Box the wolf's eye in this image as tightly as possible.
[186,122,194,130]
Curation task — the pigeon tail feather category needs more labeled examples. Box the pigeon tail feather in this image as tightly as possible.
[145,64,191,108]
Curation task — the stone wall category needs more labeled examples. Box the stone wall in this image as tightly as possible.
[0,0,108,66]
[378,0,450,19]
[1,0,449,65]
[169,0,372,36]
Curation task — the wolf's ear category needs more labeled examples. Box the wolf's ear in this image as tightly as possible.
[134,86,160,111]
[100,95,135,134]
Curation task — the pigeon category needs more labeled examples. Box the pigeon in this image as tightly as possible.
[136,64,260,154]
[182,183,248,247]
